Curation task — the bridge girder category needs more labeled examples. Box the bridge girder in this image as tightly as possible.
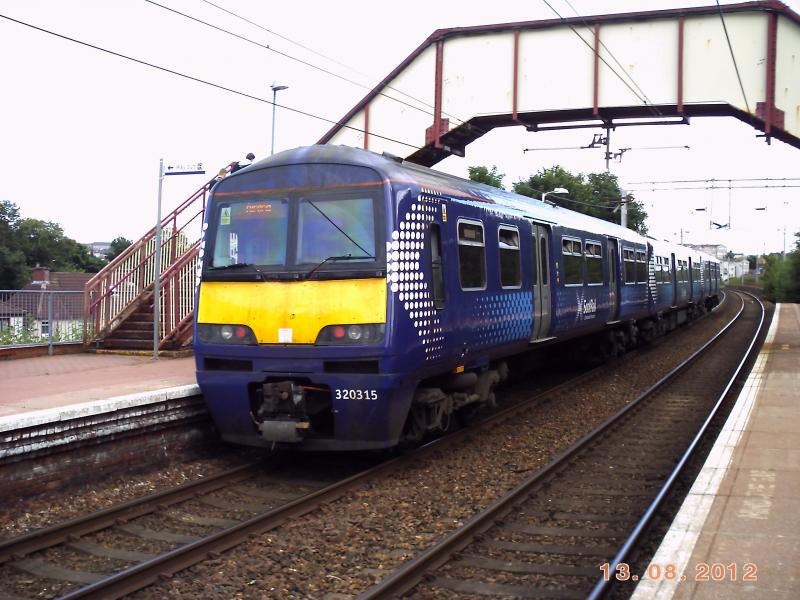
[319,1,800,166]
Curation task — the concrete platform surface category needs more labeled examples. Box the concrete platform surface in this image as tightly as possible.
[632,303,799,599]
[0,353,197,418]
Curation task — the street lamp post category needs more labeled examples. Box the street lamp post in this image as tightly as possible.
[541,187,568,204]
[154,159,165,360]
[270,83,288,155]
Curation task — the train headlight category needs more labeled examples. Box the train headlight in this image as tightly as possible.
[316,323,385,345]
[197,323,257,344]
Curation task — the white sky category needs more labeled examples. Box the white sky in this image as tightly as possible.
[1,0,798,256]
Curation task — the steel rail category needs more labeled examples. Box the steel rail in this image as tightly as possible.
[0,462,262,564]
[12,294,729,598]
[355,291,753,599]
[586,291,765,599]
[53,336,642,598]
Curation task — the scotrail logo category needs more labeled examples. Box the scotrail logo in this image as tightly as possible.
[582,298,597,318]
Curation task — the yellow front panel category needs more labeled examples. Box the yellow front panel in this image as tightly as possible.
[197,279,387,344]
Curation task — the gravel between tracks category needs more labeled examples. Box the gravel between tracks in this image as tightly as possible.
[0,298,740,600]
[0,451,254,539]
[126,300,738,599]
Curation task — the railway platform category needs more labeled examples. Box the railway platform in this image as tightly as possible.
[0,353,203,496]
[0,352,197,419]
[632,302,800,599]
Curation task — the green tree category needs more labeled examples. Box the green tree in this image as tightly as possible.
[790,236,800,301]
[0,245,28,289]
[512,166,648,234]
[105,236,133,262]
[0,201,28,288]
[467,165,505,189]
[761,232,800,302]
[0,201,105,288]
[762,253,792,301]
[15,218,105,273]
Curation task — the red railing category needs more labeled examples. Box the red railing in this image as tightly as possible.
[157,240,201,348]
[84,162,238,347]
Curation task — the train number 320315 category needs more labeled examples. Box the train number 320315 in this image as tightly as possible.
[334,389,378,400]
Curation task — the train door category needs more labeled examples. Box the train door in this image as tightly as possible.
[688,257,695,301]
[670,253,677,306]
[530,223,552,340]
[607,238,619,322]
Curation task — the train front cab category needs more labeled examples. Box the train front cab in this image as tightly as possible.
[194,159,415,451]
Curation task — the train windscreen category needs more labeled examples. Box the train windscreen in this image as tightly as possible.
[204,164,385,280]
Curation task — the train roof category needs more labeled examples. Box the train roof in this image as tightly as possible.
[238,145,718,264]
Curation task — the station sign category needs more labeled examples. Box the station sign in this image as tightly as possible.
[165,162,205,176]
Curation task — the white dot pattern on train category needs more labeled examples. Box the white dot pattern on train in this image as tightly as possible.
[386,194,444,361]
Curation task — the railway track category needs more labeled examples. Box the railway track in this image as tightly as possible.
[0,455,374,599]
[0,293,739,599]
[356,291,765,599]
[0,360,614,600]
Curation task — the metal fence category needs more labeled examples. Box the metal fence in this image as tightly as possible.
[0,290,86,353]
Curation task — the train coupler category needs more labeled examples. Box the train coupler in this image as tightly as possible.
[253,381,311,443]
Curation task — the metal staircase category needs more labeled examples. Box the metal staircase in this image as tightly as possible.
[83,162,238,352]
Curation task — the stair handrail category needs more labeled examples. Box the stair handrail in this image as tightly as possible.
[83,162,238,344]
[156,239,202,348]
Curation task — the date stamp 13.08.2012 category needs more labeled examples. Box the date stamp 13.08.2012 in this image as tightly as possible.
[600,562,758,583]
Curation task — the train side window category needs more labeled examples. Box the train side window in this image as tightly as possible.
[680,260,689,282]
[562,237,583,286]
[623,247,636,284]
[457,220,486,290]
[636,250,647,284]
[586,240,603,285]
[498,226,521,288]
[429,224,446,309]
[540,237,549,285]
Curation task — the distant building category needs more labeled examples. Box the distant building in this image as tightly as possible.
[687,243,727,260]
[686,244,749,282]
[85,241,112,258]
[0,268,91,341]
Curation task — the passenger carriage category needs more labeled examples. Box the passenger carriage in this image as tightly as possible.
[194,145,719,450]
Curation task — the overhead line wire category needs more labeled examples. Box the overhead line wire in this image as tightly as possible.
[627,184,800,191]
[198,0,357,74]
[143,0,461,124]
[0,12,421,150]
[198,0,464,123]
[627,177,800,185]
[715,0,751,114]
[526,189,622,210]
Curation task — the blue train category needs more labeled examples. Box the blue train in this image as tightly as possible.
[194,145,720,450]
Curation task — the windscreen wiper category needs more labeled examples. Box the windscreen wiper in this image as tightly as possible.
[207,262,267,280]
[208,262,255,271]
[302,254,375,280]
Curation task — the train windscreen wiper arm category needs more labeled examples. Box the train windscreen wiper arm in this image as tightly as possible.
[208,262,255,270]
[306,200,373,258]
[301,254,375,280]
